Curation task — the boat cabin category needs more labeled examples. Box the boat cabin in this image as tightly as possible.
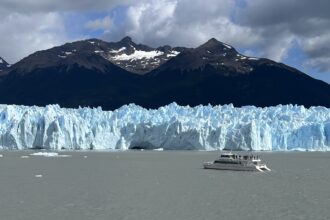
[219,152,260,161]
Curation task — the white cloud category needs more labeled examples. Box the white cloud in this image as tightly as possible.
[0,12,68,63]
[103,0,260,50]
[85,16,112,31]
[100,0,294,62]
[0,0,133,13]
[125,0,177,40]
[301,33,330,72]
[0,0,134,63]
[237,0,330,71]
[301,33,330,58]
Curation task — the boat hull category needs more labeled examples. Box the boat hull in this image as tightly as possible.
[203,162,271,172]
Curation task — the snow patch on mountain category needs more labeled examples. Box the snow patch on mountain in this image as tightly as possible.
[109,47,126,53]
[223,43,232,49]
[112,49,164,61]
[0,103,329,151]
[167,51,180,57]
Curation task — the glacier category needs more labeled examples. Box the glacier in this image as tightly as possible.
[0,103,330,151]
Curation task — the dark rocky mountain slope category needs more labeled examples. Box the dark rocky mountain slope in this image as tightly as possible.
[0,57,9,72]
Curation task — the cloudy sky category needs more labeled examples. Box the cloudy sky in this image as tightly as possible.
[1,0,330,83]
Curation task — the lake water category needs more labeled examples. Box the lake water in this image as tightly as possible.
[0,151,329,220]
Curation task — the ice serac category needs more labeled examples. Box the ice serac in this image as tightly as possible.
[0,103,330,151]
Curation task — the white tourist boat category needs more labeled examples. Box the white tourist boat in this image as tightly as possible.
[203,152,271,172]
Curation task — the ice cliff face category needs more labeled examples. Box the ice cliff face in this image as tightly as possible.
[0,103,330,151]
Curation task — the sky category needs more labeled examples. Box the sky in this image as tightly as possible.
[0,0,330,84]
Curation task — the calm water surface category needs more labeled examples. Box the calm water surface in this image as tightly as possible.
[0,151,329,220]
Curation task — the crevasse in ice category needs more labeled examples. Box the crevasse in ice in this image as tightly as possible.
[0,103,329,151]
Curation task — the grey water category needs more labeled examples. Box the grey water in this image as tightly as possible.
[0,151,329,220]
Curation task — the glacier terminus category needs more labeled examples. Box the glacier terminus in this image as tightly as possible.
[0,103,330,151]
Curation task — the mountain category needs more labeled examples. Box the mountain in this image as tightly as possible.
[0,37,330,109]
[3,37,185,75]
[103,36,186,74]
[146,38,330,108]
[0,57,9,72]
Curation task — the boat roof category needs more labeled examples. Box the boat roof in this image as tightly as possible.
[220,152,235,156]
[220,152,236,157]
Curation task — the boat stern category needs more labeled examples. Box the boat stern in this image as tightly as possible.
[255,164,271,172]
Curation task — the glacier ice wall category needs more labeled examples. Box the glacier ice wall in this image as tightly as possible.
[0,103,330,151]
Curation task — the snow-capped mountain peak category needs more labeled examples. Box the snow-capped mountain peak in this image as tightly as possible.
[101,37,183,74]
[46,36,183,74]
[150,37,269,75]
[7,37,184,75]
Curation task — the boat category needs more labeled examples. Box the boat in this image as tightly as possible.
[203,152,271,172]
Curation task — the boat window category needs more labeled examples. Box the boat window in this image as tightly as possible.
[214,160,240,164]
[221,154,233,158]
